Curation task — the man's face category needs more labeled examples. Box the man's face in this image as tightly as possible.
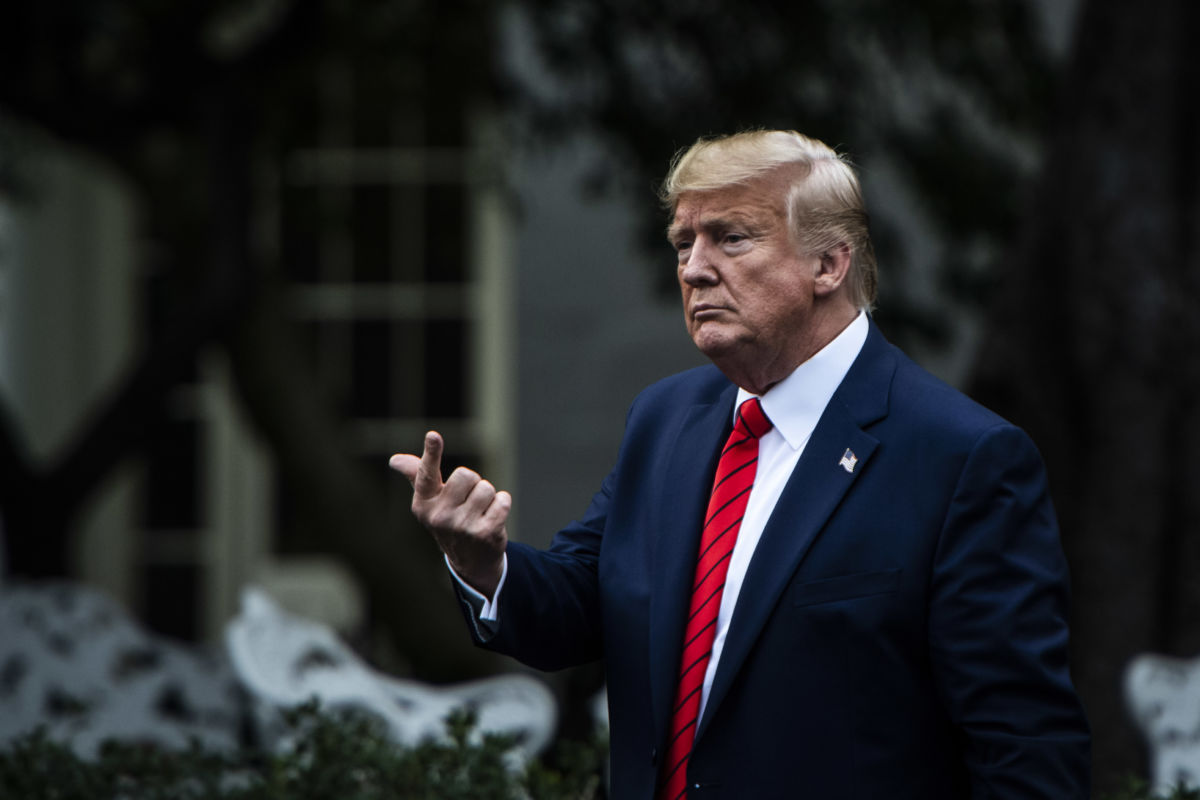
[669,176,823,389]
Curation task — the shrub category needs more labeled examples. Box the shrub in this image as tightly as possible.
[1101,776,1200,800]
[0,703,606,800]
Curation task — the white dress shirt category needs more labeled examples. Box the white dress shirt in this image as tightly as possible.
[452,311,869,721]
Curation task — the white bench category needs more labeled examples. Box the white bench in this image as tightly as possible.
[0,581,557,767]
[226,587,557,762]
[1126,653,1200,793]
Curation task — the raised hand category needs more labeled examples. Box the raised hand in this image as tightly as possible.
[389,431,509,597]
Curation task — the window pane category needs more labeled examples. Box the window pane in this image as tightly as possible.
[352,185,390,282]
[281,185,323,283]
[424,319,469,417]
[424,184,467,283]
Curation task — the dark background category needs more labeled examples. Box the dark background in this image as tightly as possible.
[2,0,1197,792]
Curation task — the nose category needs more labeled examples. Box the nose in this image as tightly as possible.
[679,239,719,287]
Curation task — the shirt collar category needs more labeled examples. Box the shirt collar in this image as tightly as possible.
[734,311,869,450]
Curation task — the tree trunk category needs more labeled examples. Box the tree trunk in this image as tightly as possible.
[969,0,1200,789]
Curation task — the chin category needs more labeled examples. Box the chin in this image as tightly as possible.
[691,318,755,356]
[691,333,738,362]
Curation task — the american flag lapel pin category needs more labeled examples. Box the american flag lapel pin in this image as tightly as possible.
[838,448,858,473]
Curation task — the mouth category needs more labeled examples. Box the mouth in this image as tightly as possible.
[692,303,728,320]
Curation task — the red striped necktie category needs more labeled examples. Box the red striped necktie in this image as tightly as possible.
[660,396,773,800]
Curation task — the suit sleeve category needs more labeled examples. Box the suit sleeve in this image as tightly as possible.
[928,423,1091,798]
[456,467,613,671]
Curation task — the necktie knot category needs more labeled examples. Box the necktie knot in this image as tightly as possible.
[737,397,772,440]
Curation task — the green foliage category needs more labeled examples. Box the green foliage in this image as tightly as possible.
[0,703,607,800]
[1101,776,1200,800]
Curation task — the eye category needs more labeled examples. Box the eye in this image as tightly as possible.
[673,240,692,254]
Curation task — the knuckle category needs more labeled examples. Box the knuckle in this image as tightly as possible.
[451,467,480,483]
[424,505,455,531]
[469,523,497,542]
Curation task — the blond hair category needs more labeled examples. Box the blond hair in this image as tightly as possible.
[660,130,877,310]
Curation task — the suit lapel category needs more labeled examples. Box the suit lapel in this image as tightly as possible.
[695,322,896,741]
[695,403,878,739]
[649,385,737,746]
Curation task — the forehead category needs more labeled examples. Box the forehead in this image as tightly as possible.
[669,180,787,235]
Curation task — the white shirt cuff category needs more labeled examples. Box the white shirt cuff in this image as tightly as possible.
[445,553,508,622]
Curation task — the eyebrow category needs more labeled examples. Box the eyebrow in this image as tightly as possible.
[667,212,764,243]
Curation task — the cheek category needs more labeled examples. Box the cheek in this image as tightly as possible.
[755,290,805,332]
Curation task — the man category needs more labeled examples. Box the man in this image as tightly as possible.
[391,130,1090,798]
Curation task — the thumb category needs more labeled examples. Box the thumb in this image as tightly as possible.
[388,453,422,485]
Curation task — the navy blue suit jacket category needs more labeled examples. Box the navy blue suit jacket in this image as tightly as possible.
[475,321,1090,798]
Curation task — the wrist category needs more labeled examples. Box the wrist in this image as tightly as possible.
[451,558,503,599]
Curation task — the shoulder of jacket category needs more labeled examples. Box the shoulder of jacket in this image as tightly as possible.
[632,363,731,408]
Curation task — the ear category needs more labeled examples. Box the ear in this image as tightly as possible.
[813,243,852,297]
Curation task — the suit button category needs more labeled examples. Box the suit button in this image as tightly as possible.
[650,747,657,766]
